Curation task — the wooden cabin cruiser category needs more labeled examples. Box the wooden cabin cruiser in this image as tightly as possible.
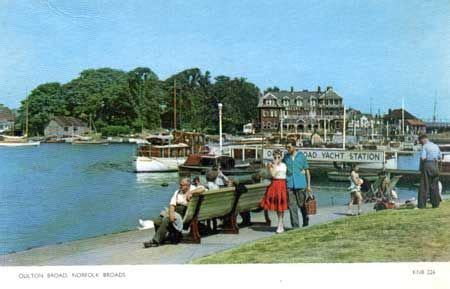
[178,154,258,175]
[134,143,190,172]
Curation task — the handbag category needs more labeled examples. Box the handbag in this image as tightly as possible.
[304,194,317,215]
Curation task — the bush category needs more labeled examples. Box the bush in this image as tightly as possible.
[101,125,130,136]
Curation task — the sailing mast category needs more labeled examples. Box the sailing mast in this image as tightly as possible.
[401,98,405,136]
[173,79,177,130]
[25,95,29,137]
[343,106,346,149]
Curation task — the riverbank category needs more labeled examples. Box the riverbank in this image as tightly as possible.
[2,203,375,266]
[194,200,450,264]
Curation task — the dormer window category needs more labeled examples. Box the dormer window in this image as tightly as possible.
[283,97,289,106]
[296,97,302,106]
[310,96,316,107]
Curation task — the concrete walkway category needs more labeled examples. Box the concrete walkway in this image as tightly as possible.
[1,202,376,266]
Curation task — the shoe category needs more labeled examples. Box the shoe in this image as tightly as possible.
[357,210,362,215]
[143,240,159,248]
[276,227,284,234]
[347,210,354,216]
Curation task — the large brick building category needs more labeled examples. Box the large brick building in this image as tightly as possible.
[257,86,345,133]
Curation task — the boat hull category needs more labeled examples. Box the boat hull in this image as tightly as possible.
[134,156,186,172]
[0,141,40,147]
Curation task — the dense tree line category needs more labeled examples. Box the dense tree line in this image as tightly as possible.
[16,67,260,136]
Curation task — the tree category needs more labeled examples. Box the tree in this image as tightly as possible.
[17,82,67,135]
[63,68,129,127]
[163,68,212,130]
[127,67,165,130]
[211,76,260,133]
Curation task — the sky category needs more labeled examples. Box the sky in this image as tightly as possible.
[1,0,449,120]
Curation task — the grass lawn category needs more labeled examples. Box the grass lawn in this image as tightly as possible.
[193,201,450,264]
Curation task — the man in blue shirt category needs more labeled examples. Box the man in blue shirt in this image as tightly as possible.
[418,134,441,208]
[283,140,312,227]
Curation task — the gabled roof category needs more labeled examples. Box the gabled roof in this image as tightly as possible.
[0,106,15,122]
[258,87,342,108]
[52,116,86,127]
[406,119,425,126]
[383,109,417,121]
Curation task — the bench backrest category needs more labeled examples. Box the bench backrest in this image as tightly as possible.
[236,181,269,213]
[196,187,236,221]
[182,181,269,224]
[182,193,201,224]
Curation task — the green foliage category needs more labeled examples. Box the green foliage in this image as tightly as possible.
[17,82,67,135]
[18,67,261,136]
[101,125,130,136]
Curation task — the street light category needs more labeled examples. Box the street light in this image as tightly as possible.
[218,103,223,155]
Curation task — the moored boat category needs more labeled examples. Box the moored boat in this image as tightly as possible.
[179,154,258,175]
[134,143,190,172]
[327,171,379,182]
[0,135,40,147]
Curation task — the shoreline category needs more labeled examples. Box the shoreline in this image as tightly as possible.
[4,196,442,266]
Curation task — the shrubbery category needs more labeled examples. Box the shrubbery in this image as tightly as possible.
[101,125,130,136]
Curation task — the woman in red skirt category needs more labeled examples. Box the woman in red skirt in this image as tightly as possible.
[260,151,288,233]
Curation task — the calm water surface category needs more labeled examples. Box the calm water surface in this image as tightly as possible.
[0,144,421,254]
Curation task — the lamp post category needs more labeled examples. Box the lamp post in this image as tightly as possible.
[218,103,223,155]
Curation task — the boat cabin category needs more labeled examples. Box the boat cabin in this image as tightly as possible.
[137,143,191,158]
[183,154,236,170]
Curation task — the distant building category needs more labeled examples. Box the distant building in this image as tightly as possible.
[0,105,15,133]
[44,116,88,138]
[383,109,426,135]
[257,86,344,133]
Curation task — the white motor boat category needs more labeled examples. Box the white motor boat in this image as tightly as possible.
[134,143,189,172]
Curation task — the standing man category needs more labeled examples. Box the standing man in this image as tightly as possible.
[418,134,441,209]
[283,139,313,227]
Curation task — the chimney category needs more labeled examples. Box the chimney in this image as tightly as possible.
[290,86,294,93]
[317,86,321,93]
[326,86,333,91]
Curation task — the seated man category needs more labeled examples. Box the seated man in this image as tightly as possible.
[143,178,205,248]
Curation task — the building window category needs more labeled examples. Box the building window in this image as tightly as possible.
[64,127,68,132]
[283,98,289,106]
[296,97,302,106]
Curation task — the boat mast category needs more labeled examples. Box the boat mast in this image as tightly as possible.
[173,79,177,130]
[25,95,29,137]
[433,92,437,124]
[401,98,405,136]
[343,106,346,149]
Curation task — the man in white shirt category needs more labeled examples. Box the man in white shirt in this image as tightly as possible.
[418,134,441,208]
[144,178,205,248]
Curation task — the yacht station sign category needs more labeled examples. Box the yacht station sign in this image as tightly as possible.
[263,148,384,163]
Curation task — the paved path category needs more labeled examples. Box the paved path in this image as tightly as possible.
[1,202,377,266]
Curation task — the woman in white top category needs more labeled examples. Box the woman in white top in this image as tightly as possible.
[260,150,288,233]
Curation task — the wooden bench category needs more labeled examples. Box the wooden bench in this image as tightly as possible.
[180,181,269,243]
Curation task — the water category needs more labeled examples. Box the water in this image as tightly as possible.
[0,144,420,255]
